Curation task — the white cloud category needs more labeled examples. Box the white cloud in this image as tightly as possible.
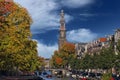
[14,0,72,33]
[37,41,58,58]
[61,0,95,8]
[13,0,94,33]
[67,28,98,43]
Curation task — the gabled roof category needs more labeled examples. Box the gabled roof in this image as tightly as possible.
[5,0,13,2]
[99,38,107,42]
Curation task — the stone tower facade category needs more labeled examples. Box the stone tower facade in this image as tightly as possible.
[58,10,66,50]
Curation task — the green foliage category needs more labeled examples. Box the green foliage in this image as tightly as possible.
[102,73,112,80]
[97,48,116,69]
[70,57,80,69]
[117,39,120,53]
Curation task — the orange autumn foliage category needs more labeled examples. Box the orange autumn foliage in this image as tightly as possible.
[0,0,16,16]
[60,42,75,54]
[0,0,16,25]
[55,57,62,65]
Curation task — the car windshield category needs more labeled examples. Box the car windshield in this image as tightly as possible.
[42,70,52,75]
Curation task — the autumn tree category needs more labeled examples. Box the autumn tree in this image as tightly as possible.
[0,0,40,73]
[51,42,76,69]
[50,50,62,68]
[60,42,76,68]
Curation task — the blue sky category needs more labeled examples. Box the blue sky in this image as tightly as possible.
[14,0,120,58]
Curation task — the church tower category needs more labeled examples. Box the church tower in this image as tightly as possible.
[58,10,66,50]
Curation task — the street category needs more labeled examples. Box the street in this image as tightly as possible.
[42,76,77,80]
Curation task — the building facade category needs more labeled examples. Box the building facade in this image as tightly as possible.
[114,29,120,55]
[75,29,120,58]
[114,29,120,43]
[75,43,86,59]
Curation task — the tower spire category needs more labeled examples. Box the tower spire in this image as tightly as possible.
[58,10,66,50]
[60,10,65,30]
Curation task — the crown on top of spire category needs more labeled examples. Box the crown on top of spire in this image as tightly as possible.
[61,10,64,13]
[60,10,64,20]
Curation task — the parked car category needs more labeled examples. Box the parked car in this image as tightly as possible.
[66,71,72,77]
[53,70,58,75]
[71,74,77,78]
[78,72,88,78]
[96,73,102,79]
[41,70,52,78]
[34,71,42,77]
[56,70,63,78]
[88,72,96,78]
